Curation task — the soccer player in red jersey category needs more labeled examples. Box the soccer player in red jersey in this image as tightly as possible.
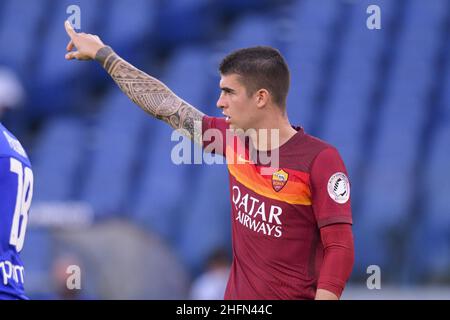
[64,21,354,300]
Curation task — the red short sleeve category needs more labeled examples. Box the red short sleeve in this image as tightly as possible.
[310,147,352,228]
[202,116,229,156]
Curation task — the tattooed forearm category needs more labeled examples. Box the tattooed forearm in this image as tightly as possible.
[95,46,204,144]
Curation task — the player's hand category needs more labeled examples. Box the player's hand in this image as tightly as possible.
[64,20,106,60]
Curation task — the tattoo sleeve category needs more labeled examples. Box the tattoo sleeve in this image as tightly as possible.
[95,46,205,145]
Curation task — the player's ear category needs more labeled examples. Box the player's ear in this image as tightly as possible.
[255,89,270,108]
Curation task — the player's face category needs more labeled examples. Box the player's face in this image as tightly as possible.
[217,74,260,131]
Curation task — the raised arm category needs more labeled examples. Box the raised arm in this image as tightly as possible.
[64,21,204,144]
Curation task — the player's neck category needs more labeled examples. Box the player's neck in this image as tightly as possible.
[249,114,297,152]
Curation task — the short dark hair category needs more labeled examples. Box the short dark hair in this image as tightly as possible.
[219,46,290,108]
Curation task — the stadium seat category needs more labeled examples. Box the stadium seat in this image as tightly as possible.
[0,0,47,75]
[20,229,54,298]
[225,14,276,50]
[317,0,398,144]
[131,123,190,242]
[131,47,214,242]
[32,117,85,201]
[156,0,216,49]
[31,0,103,115]
[176,164,231,273]
[217,0,278,15]
[409,124,450,280]
[164,46,215,113]
[320,0,392,177]
[285,0,340,131]
[79,90,148,217]
[103,0,155,52]
[355,0,448,281]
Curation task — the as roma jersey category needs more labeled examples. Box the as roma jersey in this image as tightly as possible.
[202,116,352,300]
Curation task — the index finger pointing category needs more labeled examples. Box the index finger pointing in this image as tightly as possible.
[64,20,77,38]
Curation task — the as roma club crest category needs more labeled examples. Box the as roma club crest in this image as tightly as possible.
[272,169,289,192]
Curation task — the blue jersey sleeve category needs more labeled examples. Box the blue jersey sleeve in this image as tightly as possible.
[0,156,33,299]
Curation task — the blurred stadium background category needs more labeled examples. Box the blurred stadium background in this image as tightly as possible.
[0,0,449,299]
